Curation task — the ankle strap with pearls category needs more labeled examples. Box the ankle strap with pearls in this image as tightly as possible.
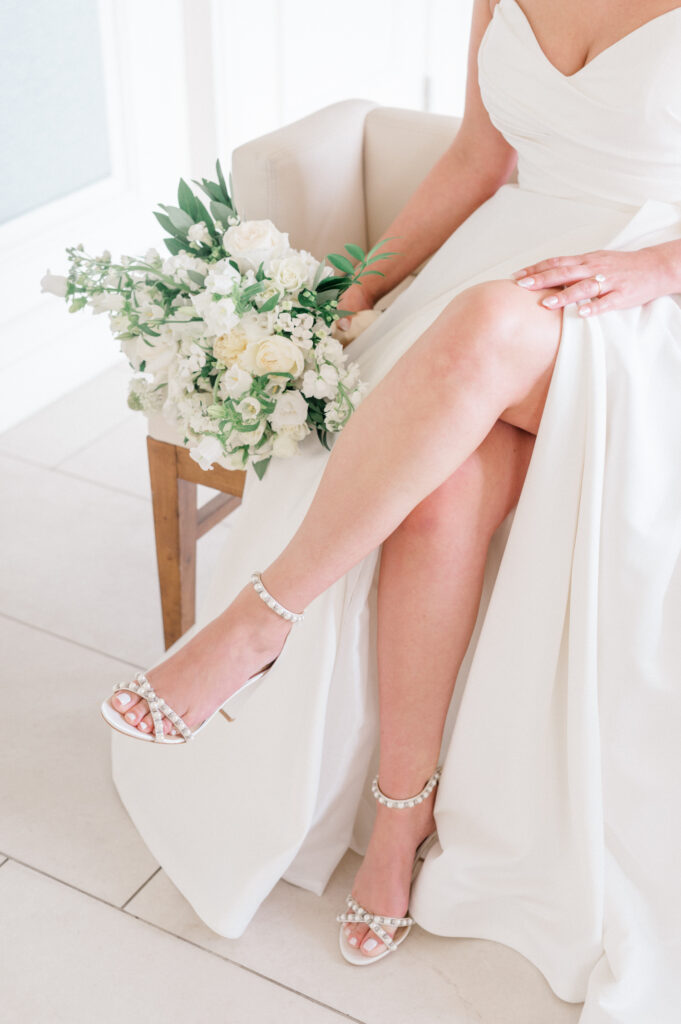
[371,766,442,809]
[250,571,305,623]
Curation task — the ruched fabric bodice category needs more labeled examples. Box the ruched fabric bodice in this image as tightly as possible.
[479,0,681,207]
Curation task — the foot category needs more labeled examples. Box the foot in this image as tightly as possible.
[342,787,436,958]
[108,582,295,736]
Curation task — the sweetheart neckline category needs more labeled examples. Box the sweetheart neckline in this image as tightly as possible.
[502,0,681,80]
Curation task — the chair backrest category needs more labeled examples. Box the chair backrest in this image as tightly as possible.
[363,106,461,248]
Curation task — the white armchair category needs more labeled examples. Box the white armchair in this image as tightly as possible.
[146,99,460,647]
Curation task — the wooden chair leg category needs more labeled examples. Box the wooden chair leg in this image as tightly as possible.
[147,436,198,649]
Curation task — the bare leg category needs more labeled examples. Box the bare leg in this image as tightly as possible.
[343,419,535,956]
[113,279,560,734]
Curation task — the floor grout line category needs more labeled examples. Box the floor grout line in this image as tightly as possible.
[2,854,366,1024]
[0,446,151,504]
[120,866,162,909]
[0,610,149,671]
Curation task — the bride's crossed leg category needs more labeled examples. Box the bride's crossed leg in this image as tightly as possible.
[109,277,562,735]
[343,415,535,957]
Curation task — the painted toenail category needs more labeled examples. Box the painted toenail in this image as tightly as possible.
[125,712,136,722]
[349,936,358,946]
[116,693,131,706]
[363,938,378,951]
[139,721,149,731]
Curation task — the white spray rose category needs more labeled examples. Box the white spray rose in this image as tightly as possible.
[218,365,252,399]
[238,336,305,377]
[268,252,319,294]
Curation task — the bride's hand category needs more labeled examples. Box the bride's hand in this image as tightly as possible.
[511,244,680,318]
[331,281,381,344]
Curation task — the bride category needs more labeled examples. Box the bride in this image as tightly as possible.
[103,0,681,1016]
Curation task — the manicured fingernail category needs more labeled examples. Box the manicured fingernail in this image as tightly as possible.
[363,938,378,951]
[349,936,358,946]
[337,317,350,330]
[116,693,131,706]
[516,277,534,287]
[139,721,149,731]
[579,305,592,316]
[125,711,137,722]
[542,296,559,307]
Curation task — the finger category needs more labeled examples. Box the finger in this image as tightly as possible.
[540,277,603,309]
[511,255,581,280]
[515,266,592,291]
[576,293,618,317]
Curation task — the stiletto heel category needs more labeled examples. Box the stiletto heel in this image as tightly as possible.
[99,571,304,744]
[336,765,442,965]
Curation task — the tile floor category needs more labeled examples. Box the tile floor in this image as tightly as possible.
[0,362,583,1023]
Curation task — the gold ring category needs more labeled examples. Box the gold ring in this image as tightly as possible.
[594,273,607,296]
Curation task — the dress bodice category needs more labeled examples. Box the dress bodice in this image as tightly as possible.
[478,0,681,207]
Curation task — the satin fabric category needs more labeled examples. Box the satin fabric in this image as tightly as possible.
[112,2,681,1018]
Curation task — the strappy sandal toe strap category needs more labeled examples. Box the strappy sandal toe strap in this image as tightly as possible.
[336,895,413,953]
[111,672,193,742]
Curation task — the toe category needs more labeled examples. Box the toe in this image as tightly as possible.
[120,700,147,726]
[137,711,154,734]
[344,923,368,949]
[360,932,388,957]
[111,691,141,715]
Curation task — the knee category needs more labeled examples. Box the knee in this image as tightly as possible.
[400,452,488,539]
[436,279,529,373]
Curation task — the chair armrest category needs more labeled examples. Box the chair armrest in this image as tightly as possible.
[231,98,378,259]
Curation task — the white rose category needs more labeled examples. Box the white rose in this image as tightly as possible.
[218,365,252,399]
[238,336,305,377]
[269,390,309,432]
[188,435,224,471]
[40,271,68,297]
[268,252,319,294]
[223,219,290,272]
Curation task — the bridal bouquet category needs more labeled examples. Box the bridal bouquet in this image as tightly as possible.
[41,161,392,477]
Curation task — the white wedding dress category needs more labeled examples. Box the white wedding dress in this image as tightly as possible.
[111,1,681,1019]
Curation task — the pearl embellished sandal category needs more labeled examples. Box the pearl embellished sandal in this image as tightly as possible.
[336,765,442,965]
[99,571,304,744]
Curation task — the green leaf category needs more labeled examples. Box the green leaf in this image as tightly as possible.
[163,237,186,255]
[210,200,234,230]
[68,297,88,313]
[160,204,193,232]
[186,269,207,286]
[344,243,365,261]
[192,177,224,203]
[327,253,354,274]
[153,210,187,240]
[192,195,215,235]
[216,159,228,200]
[258,291,280,312]
[178,177,198,218]
[255,261,266,282]
[253,457,271,480]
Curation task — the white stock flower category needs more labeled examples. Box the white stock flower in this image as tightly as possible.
[205,259,240,295]
[269,390,308,432]
[90,292,124,314]
[223,219,290,272]
[189,435,224,470]
[187,221,212,248]
[40,271,68,297]
[218,364,252,399]
[192,290,239,335]
[301,370,335,400]
[271,433,299,458]
[315,336,345,365]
